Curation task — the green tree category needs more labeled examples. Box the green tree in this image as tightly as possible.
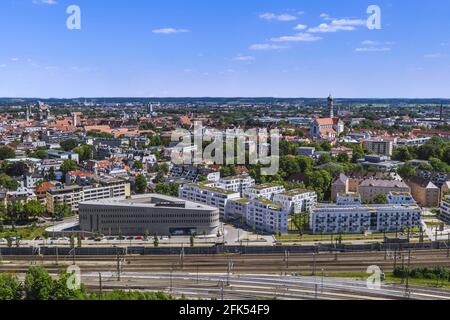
[336,153,350,163]
[24,267,54,300]
[0,146,15,160]
[153,234,159,247]
[398,163,417,179]
[60,159,78,173]
[392,147,413,162]
[373,194,388,204]
[0,174,19,191]
[134,160,144,170]
[73,145,94,161]
[23,200,45,221]
[60,139,79,152]
[154,183,180,197]
[135,174,148,194]
[0,273,23,300]
[31,149,48,160]
[53,202,72,220]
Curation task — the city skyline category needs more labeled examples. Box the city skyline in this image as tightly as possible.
[0,0,449,98]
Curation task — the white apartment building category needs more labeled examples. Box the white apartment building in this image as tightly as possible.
[336,193,362,205]
[178,183,240,217]
[272,189,317,214]
[225,198,251,221]
[243,184,285,200]
[310,203,422,235]
[46,181,131,214]
[363,139,394,157]
[246,199,288,234]
[440,196,450,224]
[387,192,417,205]
[217,175,255,194]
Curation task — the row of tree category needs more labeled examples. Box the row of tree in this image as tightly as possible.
[0,266,175,300]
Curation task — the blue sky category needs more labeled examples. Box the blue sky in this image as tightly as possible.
[0,0,449,98]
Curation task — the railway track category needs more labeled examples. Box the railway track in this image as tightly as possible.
[2,249,450,274]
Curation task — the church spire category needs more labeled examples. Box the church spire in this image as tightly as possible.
[328,94,334,118]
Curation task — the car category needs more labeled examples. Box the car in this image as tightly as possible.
[0,238,6,243]
[34,237,42,241]
[106,237,115,241]
[135,236,143,241]
[126,236,134,240]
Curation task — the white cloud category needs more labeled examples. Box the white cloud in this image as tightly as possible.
[356,40,393,52]
[0,64,6,68]
[308,23,355,33]
[320,13,333,21]
[233,55,255,61]
[152,28,189,34]
[294,24,308,30]
[331,18,366,27]
[271,33,322,42]
[424,53,447,58]
[10,58,19,62]
[249,44,288,51]
[259,13,297,22]
[355,47,391,52]
[32,0,57,4]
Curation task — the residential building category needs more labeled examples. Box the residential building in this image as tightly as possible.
[243,184,285,200]
[272,189,317,214]
[336,193,362,205]
[387,192,416,205]
[47,149,80,164]
[359,179,410,204]
[363,139,394,157]
[311,203,422,234]
[225,198,251,221]
[178,182,240,217]
[331,173,349,202]
[216,175,255,194]
[46,179,131,213]
[246,199,288,234]
[440,196,450,224]
[405,176,441,207]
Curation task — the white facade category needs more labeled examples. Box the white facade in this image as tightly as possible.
[225,198,251,221]
[311,204,422,235]
[336,193,362,205]
[243,184,285,200]
[217,175,255,194]
[272,189,317,214]
[440,196,450,224]
[46,182,131,213]
[387,192,416,205]
[246,200,288,234]
[179,183,240,217]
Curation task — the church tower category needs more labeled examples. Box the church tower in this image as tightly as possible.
[328,94,334,118]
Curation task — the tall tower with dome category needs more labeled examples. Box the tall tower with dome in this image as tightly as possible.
[328,94,334,118]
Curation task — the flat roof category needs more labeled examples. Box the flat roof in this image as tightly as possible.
[80,194,218,211]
